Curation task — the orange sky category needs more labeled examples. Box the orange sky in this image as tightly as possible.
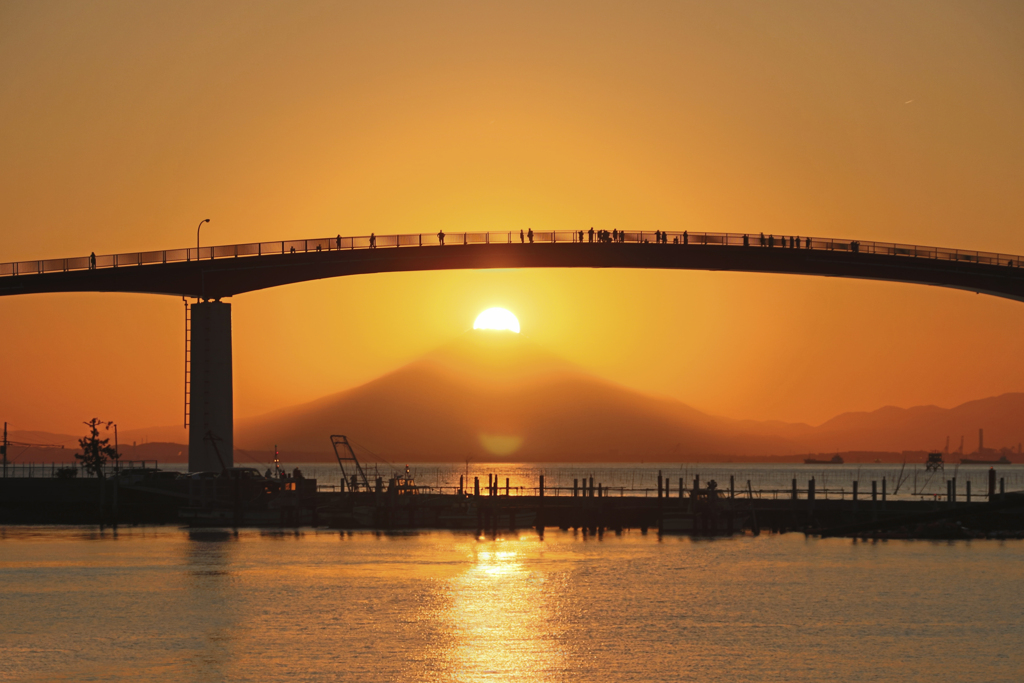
[1,1,1024,438]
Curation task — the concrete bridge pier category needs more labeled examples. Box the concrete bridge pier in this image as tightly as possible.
[188,300,233,472]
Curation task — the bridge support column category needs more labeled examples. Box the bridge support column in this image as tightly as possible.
[188,300,233,472]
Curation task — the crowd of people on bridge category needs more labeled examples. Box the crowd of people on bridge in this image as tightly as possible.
[275,229,863,254]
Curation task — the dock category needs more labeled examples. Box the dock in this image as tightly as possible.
[2,467,1023,539]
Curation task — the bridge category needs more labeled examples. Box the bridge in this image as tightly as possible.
[4,228,1024,472]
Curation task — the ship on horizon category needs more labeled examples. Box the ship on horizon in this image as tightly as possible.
[960,455,1012,465]
[804,454,844,465]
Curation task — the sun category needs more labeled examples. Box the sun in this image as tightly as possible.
[473,308,520,333]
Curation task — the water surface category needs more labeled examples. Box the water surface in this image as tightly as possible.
[1,527,1021,682]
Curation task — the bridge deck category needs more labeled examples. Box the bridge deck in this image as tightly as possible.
[3,229,1024,302]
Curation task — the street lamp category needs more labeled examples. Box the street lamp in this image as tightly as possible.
[197,218,210,258]
[105,421,120,475]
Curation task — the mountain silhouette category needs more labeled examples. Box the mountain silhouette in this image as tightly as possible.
[66,332,1024,463]
[235,330,799,460]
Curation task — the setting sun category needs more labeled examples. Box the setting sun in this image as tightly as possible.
[473,308,520,333]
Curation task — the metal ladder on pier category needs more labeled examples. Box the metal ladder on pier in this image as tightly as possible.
[331,435,371,491]
[184,299,191,428]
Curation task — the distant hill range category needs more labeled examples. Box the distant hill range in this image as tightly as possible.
[8,331,1024,463]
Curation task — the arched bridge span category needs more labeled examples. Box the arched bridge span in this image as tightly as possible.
[3,229,1024,302]
[5,228,1024,474]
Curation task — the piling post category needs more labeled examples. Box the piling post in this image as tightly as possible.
[746,480,759,535]
[679,478,684,506]
[807,478,815,527]
[573,478,578,497]
[505,477,510,497]
[946,479,952,504]
[657,471,663,499]
[459,474,464,497]
[474,476,480,498]
[792,478,798,500]
[537,474,545,530]
[729,475,734,500]
[589,477,594,498]
[881,477,887,510]
[112,475,119,527]
[966,480,971,504]
[988,468,996,499]
[952,477,957,504]
[1000,477,1005,500]
[871,480,878,521]
[232,475,241,527]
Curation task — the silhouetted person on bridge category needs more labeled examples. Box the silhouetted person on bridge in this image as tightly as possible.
[316,243,321,252]
[794,235,799,249]
[290,246,296,253]
[369,233,376,248]
[742,234,749,247]
[612,229,618,242]
[528,228,534,243]
[336,234,341,250]
[578,230,584,243]
[805,236,811,249]
[520,229,524,243]
[768,234,774,248]
[790,236,795,248]
[588,227,594,243]
[655,230,661,244]
[760,232,766,247]
[89,252,96,269]
[684,230,689,245]
[438,230,445,246]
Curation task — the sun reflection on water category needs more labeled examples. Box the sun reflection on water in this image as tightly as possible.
[428,536,569,682]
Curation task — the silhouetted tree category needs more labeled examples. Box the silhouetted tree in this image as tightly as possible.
[76,419,118,478]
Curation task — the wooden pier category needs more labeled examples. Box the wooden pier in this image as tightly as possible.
[2,471,1022,538]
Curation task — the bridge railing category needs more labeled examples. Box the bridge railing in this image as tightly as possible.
[2,230,1023,278]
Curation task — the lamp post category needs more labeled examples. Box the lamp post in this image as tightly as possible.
[107,421,119,475]
[197,218,210,259]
